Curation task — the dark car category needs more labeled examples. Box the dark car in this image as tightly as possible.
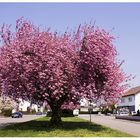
[11,112,23,118]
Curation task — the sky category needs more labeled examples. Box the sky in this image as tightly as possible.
[0,2,140,88]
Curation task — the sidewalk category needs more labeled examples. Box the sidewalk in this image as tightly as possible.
[79,114,140,137]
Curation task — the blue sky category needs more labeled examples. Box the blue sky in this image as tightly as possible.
[0,3,140,87]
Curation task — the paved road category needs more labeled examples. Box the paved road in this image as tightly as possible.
[79,114,140,137]
[0,115,45,129]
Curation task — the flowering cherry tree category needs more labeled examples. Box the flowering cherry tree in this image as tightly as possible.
[0,19,128,125]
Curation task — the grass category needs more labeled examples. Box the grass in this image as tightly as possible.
[0,116,134,137]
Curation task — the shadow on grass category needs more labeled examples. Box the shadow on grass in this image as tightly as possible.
[3,117,106,133]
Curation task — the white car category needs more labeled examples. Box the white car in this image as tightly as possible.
[117,111,129,116]
[73,109,79,116]
[131,111,137,116]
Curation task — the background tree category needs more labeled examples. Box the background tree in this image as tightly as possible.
[0,19,129,125]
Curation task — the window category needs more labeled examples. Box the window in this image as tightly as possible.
[121,98,125,103]
[128,97,132,102]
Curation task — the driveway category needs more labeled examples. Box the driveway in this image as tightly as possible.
[79,114,140,137]
[0,115,45,129]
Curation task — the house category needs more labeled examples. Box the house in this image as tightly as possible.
[0,82,44,113]
[18,99,31,112]
[18,98,44,113]
[118,86,140,113]
[80,98,100,112]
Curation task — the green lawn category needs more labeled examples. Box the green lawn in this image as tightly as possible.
[0,116,134,137]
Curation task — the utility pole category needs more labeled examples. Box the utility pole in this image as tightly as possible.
[89,100,92,123]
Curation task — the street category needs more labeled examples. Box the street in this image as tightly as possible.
[79,114,140,137]
[0,115,45,129]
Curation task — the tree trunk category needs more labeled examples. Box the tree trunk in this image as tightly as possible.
[50,106,62,126]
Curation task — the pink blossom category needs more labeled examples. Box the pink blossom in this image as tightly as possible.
[0,19,130,125]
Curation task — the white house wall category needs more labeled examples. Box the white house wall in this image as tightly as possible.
[19,100,30,111]
[31,104,38,112]
[135,92,140,112]
[118,95,135,107]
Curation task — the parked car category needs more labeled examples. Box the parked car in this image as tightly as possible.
[106,113,112,116]
[36,112,43,115]
[131,111,137,116]
[11,112,23,118]
[73,109,79,116]
[117,111,129,116]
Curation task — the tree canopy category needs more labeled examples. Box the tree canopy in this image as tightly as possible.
[0,18,129,125]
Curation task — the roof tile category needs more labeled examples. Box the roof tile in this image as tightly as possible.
[123,86,140,97]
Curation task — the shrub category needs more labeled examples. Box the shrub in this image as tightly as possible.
[21,109,36,115]
[79,111,89,114]
[1,108,12,117]
[21,111,29,115]
[92,111,99,114]
[46,109,74,117]
[79,110,99,114]
[101,108,113,115]
[61,109,74,117]
[31,109,36,114]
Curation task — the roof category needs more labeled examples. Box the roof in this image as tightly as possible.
[123,86,140,97]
